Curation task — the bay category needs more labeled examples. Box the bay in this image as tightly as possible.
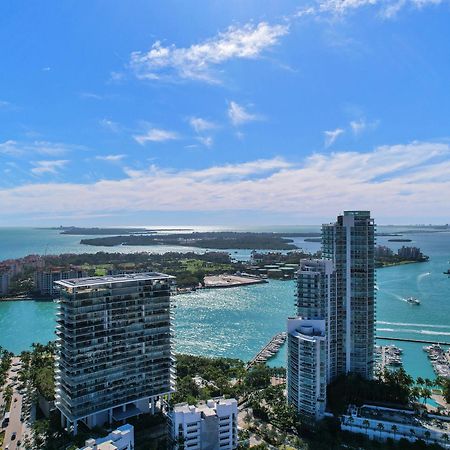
[0,226,449,380]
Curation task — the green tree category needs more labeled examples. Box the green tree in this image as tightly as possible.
[377,422,385,439]
[391,424,398,440]
[363,419,370,435]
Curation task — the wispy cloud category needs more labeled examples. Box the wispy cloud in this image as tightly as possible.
[99,119,121,133]
[324,128,345,147]
[1,141,448,221]
[80,92,103,100]
[31,160,69,175]
[129,21,289,83]
[350,118,379,135]
[95,154,126,162]
[189,117,217,133]
[197,136,214,148]
[0,140,81,157]
[228,101,260,126]
[316,0,443,18]
[133,127,179,145]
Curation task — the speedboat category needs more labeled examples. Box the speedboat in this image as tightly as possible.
[406,296,420,305]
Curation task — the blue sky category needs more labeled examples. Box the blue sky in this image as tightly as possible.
[1,0,449,225]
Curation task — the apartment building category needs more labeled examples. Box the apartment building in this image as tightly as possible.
[170,398,238,450]
[287,318,327,420]
[78,424,134,450]
[322,210,375,378]
[288,211,376,420]
[35,268,88,296]
[55,272,176,435]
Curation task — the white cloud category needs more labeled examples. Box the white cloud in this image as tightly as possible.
[324,128,345,147]
[197,136,214,148]
[1,141,449,221]
[31,160,68,175]
[95,154,126,162]
[228,101,260,126]
[129,21,289,83]
[316,0,443,17]
[0,140,79,157]
[189,117,217,133]
[350,118,378,135]
[99,119,121,133]
[133,128,179,145]
[0,100,11,108]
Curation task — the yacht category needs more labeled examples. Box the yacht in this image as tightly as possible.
[406,296,420,305]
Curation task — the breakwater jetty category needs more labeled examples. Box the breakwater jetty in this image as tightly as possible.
[246,332,287,369]
[377,336,450,346]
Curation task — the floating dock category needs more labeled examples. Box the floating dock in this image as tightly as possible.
[246,332,287,369]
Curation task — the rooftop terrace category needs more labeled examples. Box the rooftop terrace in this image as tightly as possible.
[55,272,175,288]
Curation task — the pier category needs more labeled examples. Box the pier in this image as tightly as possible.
[246,332,287,369]
[376,336,450,346]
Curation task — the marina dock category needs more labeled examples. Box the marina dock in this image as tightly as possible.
[246,332,287,369]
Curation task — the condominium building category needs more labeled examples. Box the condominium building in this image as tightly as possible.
[55,272,176,435]
[287,211,375,420]
[287,318,327,420]
[35,268,88,297]
[0,271,10,296]
[322,211,375,378]
[295,259,337,381]
[78,424,134,450]
[170,398,238,450]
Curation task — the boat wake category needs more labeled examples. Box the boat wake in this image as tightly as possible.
[417,272,431,282]
[377,327,450,337]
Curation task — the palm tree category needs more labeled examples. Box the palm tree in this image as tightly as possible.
[377,422,385,439]
[391,424,398,440]
[416,377,425,386]
[421,387,432,405]
[363,419,370,436]
[442,434,449,446]
[425,378,434,389]
[347,416,354,430]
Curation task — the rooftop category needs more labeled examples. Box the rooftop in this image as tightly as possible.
[55,272,175,288]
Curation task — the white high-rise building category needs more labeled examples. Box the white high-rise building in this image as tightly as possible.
[170,398,238,450]
[287,318,327,420]
[322,211,375,378]
[287,211,375,420]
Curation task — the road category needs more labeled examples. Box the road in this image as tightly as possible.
[1,358,25,450]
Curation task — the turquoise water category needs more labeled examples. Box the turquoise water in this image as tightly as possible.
[0,227,449,379]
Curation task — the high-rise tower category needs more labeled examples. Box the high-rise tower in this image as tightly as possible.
[55,272,176,434]
[322,211,375,378]
[287,211,375,420]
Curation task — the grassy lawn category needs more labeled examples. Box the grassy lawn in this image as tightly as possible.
[180,258,233,273]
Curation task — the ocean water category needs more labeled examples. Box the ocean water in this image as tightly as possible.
[0,227,449,380]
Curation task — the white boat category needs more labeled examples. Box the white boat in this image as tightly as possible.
[406,296,420,305]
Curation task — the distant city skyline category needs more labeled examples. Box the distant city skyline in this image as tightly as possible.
[1,1,449,225]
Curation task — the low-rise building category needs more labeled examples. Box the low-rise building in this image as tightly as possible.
[341,404,450,448]
[78,424,134,450]
[170,397,238,450]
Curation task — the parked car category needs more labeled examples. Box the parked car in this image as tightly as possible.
[11,431,17,440]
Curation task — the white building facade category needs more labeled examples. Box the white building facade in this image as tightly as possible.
[170,398,238,450]
[341,405,450,448]
[288,212,376,421]
[287,318,327,420]
[55,273,176,434]
[78,424,134,450]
